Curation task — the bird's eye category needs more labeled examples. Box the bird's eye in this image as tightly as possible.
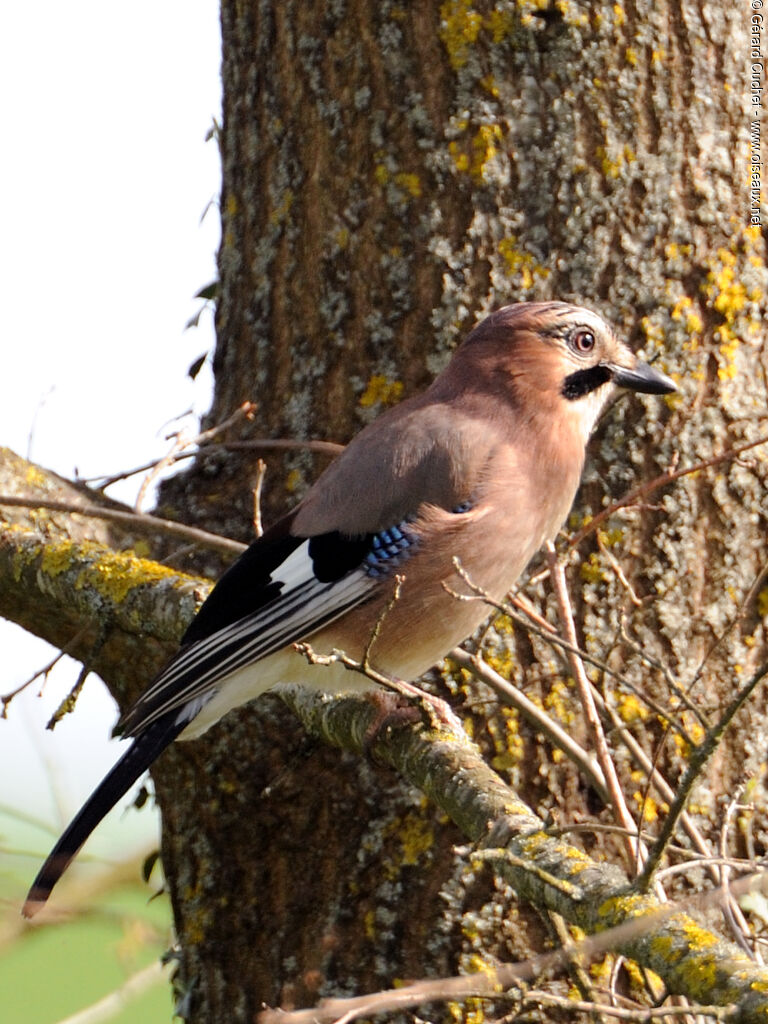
[569,329,596,355]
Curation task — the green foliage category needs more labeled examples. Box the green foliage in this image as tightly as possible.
[1,806,173,1024]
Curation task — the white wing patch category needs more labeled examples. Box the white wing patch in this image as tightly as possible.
[123,541,378,736]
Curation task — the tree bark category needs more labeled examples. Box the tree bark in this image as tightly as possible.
[5,456,768,1023]
[6,0,768,1021]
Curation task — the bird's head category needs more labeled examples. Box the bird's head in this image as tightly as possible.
[452,301,676,441]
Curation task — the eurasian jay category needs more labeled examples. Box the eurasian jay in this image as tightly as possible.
[23,301,675,916]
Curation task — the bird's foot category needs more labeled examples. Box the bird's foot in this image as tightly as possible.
[363,681,460,751]
[363,690,422,749]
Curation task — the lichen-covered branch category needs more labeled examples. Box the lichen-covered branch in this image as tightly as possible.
[4,447,768,1019]
[0,526,205,694]
[0,447,208,706]
[277,684,768,1022]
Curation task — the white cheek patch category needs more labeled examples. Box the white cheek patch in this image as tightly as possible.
[571,384,614,443]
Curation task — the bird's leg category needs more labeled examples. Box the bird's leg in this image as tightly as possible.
[361,688,424,750]
[292,640,459,737]
[368,675,460,732]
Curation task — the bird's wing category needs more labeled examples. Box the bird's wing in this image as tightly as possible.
[117,513,415,737]
[121,396,500,738]
[293,399,497,536]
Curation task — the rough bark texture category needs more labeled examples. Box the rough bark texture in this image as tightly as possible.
[0,447,207,707]
[8,1,768,1022]
[7,460,768,1021]
[154,1,768,1019]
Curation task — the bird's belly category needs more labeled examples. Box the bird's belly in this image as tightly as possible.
[310,517,544,682]
[177,646,373,740]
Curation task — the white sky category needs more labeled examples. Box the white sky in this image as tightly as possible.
[0,4,223,882]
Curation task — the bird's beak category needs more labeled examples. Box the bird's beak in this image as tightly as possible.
[607,361,677,395]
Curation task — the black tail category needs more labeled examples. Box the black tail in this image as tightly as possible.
[23,713,185,917]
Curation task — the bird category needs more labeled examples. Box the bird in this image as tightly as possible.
[22,301,676,917]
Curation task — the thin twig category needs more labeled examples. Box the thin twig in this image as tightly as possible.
[655,856,766,882]
[1,652,65,717]
[46,663,90,731]
[0,495,246,556]
[619,614,710,731]
[44,624,111,730]
[718,787,758,960]
[1,624,92,717]
[449,647,609,802]
[517,990,730,1022]
[88,436,344,490]
[609,956,625,1011]
[545,910,603,1011]
[638,658,768,888]
[446,560,694,746]
[135,433,188,513]
[190,400,259,446]
[219,438,344,455]
[293,637,458,729]
[567,434,768,551]
[687,556,768,698]
[597,532,642,606]
[136,401,259,510]
[362,575,404,671]
[252,458,267,538]
[546,544,645,873]
[53,960,166,1024]
[547,822,652,843]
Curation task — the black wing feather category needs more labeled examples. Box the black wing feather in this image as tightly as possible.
[182,513,303,644]
[116,517,382,737]
[23,711,185,917]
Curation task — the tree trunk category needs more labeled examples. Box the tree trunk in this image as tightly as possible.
[6,1,768,1021]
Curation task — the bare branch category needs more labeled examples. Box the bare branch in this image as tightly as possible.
[567,434,768,551]
[0,495,246,556]
[718,787,759,960]
[218,438,344,456]
[46,662,90,731]
[252,458,267,538]
[639,658,768,888]
[52,960,166,1024]
[618,614,710,732]
[687,557,768,699]
[546,543,646,874]
[1,648,67,718]
[449,646,609,802]
[446,557,694,746]
[597,531,642,606]
[88,436,344,491]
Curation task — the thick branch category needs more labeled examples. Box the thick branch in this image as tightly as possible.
[276,684,768,1022]
[4,448,768,1017]
[0,448,208,705]
[0,526,207,707]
